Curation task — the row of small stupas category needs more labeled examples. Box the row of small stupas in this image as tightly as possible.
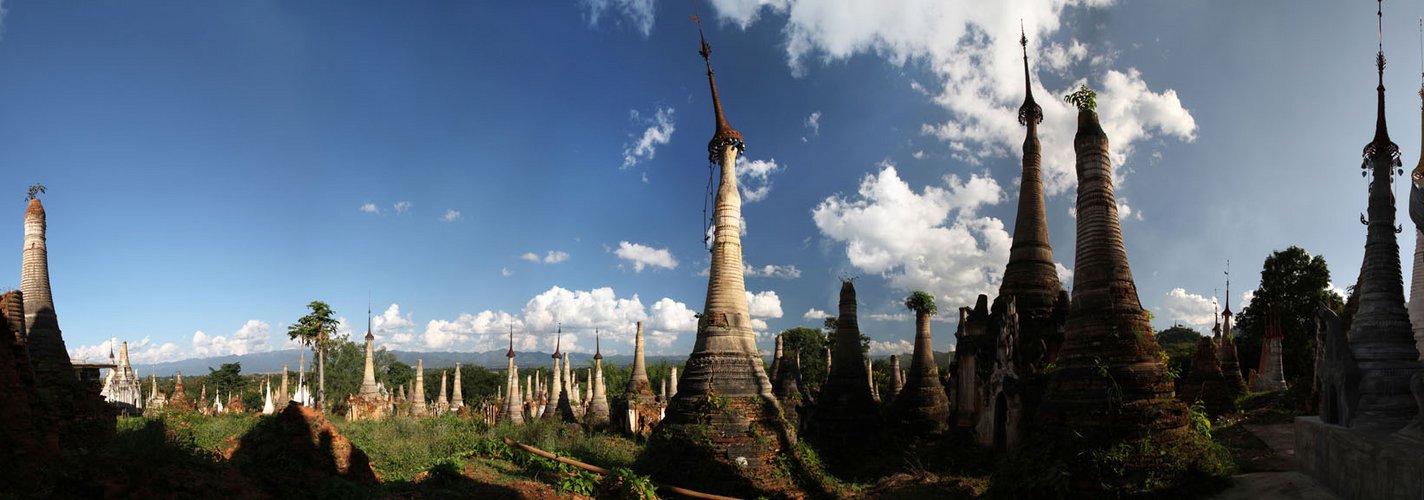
[490,321,680,435]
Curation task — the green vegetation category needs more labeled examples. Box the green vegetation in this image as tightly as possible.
[26,183,46,201]
[1064,84,1098,111]
[288,300,341,410]
[1234,246,1344,393]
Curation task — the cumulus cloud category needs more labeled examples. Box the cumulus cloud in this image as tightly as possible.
[746,291,785,319]
[442,209,462,222]
[393,201,412,215]
[521,250,570,264]
[707,0,1196,197]
[416,287,697,354]
[803,308,830,320]
[371,304,417,349]
[869,338,914,356]
[579,0,655,37]
[1160,288,1219,331]
[1240,290,1255,309]
[813,163,1011,305]
[359,202,380,214]
[736,157,783,203]
[191,320,275,358]
[615,241,678,272]
[621,107,675,170]
[744,263,802,279]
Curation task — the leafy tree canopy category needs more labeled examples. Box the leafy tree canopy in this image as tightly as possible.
[1234,246,1344,386]
[26,183,45,201]
[905,291,938,316]
[207,362,244,396]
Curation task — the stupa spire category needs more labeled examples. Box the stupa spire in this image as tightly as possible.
[1017,23,1043,127]
[999,26,1061,322]
[694,16,744,164]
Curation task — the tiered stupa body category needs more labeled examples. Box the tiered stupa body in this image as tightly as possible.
[503,331,524,425]
[643,27,801,496]
[623,321,660,435]
[1348,33,1424,430]
[411,359,427,416]
[21,198,94,442]
[804,281,882,445]
[347,318,389,421]
[452,363,464,411]
[892,294,950,435]
[1217,294,1248,395]
[1252,313,1288,392]
[586,334,611,429]
[1039,101,1189,461]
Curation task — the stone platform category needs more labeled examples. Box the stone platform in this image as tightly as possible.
[1295,416,1424,499]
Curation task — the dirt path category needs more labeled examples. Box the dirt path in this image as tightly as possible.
[1210,423,1338,499]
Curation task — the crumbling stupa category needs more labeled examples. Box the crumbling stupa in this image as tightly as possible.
[502,328,524,425]
[586,333,610,429]
[805,280,883,446]
[623,321,659,435]
[891,291,950,435]
[1037,86,1190,487]
[642,24,802,496]
[347,313,388,421]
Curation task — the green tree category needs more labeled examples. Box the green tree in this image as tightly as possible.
[288,300,341,410]
[26,183,45,201]
[384,360,414,392]
[777,327,829,395]
[1156,325,1202,384]
[1234,246,1344,388]
[207,362,245,398]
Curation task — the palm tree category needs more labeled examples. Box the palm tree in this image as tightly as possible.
[288,301,339,410]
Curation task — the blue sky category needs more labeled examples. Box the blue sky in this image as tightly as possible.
[3,1,1419,368]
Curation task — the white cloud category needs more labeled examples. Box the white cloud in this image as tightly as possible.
[707,0,1196,197]
[191,320,274,358]
[416,286,695,354]
[1160,288,1219,331]
[736,157,783,203]
[648,297,698,348]
[615,241,678,272]
[579,0,655,37]
[371,304,417,349]
[442,209,462,222]
[1240,290,1255,309]
[745,290,784,319]
[521,250,569,264]
[744,263,802,279]
[543,251,570,264]
[866,312,910,322]
[71,336,184,366]
[912,150,926,160]
[1055,262,1074,288]
[869,338,914,356]
[501,267,514,278]
[359,202,380,214]
[812,163,1011,305]
[393,201,412,215]
[803,308,830,320]
[804,110,821,136]
[621,107,675,170]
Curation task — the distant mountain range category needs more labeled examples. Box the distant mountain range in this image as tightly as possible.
[131,349,700,377]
